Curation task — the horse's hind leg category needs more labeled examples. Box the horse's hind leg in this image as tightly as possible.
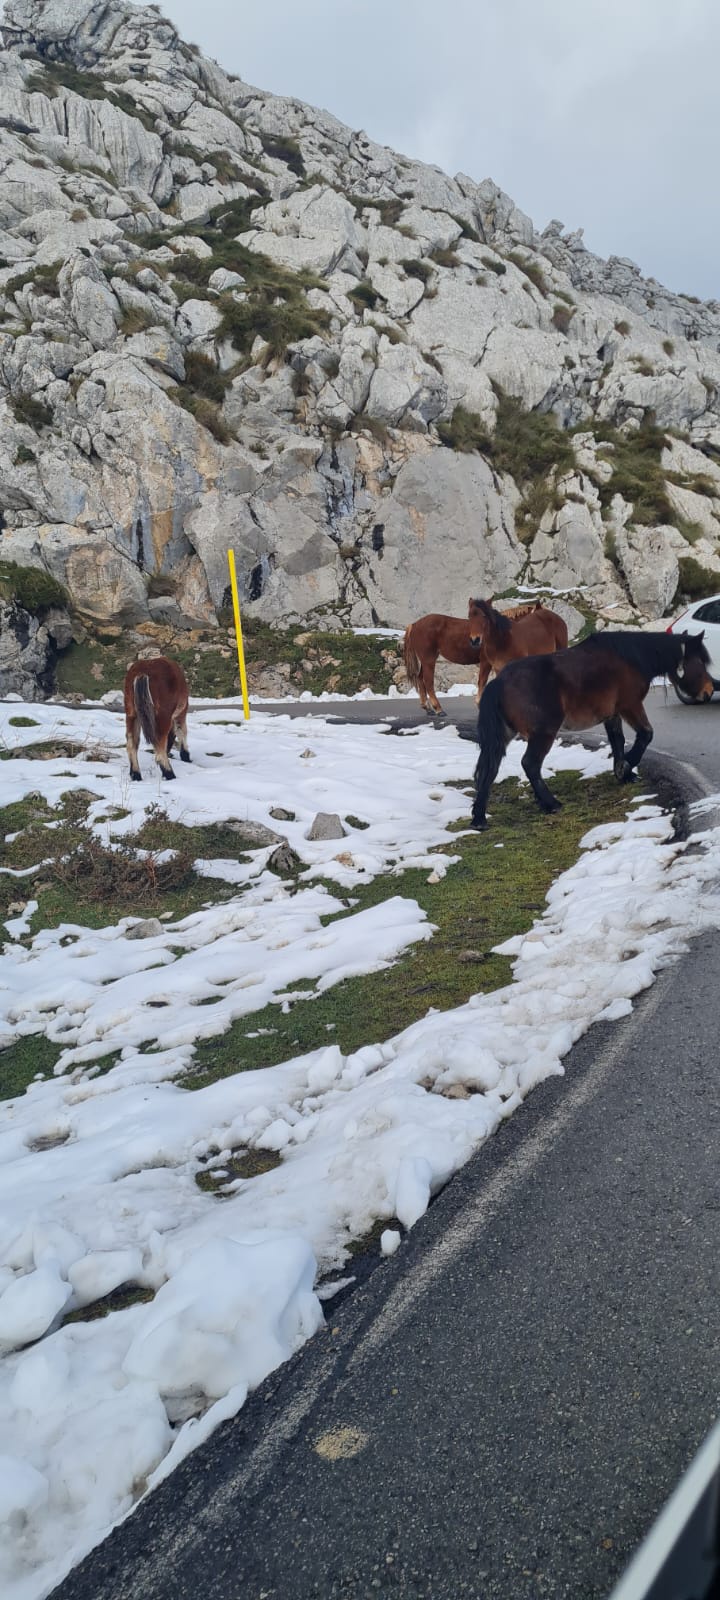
[126,714,142,782]
[521,728,562,813]
[423,659,443,716]
[604,715,628,782]
[174,712,191,763]
[620,705,653,775]
[154,718,176,781]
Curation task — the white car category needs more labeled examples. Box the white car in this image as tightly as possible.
[666,594,720,702]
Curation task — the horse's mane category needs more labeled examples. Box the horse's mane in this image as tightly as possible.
[470,598,512,638]
[578,630,708,677]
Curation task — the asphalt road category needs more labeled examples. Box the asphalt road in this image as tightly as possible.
[51,691,720,1600]
[263,683,720,791]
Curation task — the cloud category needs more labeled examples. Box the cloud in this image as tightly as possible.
[163,0,720,299]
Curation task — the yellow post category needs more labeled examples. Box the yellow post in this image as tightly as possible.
[227,549,250,720]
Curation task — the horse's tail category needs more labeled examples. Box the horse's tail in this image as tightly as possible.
[133,674,157,748]
[403,625,424,693]
[472,676,512,829]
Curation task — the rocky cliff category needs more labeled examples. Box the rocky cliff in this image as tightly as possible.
[2,0,720,641]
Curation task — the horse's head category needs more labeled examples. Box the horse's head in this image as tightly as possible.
[468,597,492,646]
[674,631,714,701]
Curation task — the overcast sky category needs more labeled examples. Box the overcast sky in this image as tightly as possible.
[164,0,720,302]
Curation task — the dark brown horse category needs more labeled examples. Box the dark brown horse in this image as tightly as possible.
[403,602,542,714]
[471,630,713,828]
[468,596,568,674]
[124,657,191,782]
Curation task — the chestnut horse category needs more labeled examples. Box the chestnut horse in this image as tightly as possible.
[468,596,568,672]
[124,656,191,782]
[471,630,713,828]
[403,601,542,715]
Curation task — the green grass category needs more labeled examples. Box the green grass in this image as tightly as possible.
[55,623,397,701]
[0,560,68,612]
[25,60,157,130]
[438,391,574,540]
[0,1034,63,1102]
[591,420,676,525]
[185,770,635,1089]
[0,789,241,943]
[675,555,720,600]
[9,395,53,431]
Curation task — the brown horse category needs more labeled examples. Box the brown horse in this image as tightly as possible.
[403,602,543,715]
[468,596,568,674]
[471,630,713,828]
[124,657,191,782]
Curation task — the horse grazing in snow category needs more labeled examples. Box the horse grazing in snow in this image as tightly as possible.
[124,656,191,782]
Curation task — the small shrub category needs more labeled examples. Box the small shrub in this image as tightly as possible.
[119,307,154,335]
[369,322,405,345]
[10,394,53,430]
[348,196,404,228]
[631,357,655,377]
[437,406,492,454]
[482,256,506,276]
[183,350,229,404]
[675,518,704,545]
[70,206,88,222]
[401,258,433,284]
[0,560,68,611]
[348,279,380,311]
[451,214,480,243]
[507,250,548,296]
[594,419,675,525]
[170,140,204,165]
[662,339,675,356]
[552,303,576,334]
[6,262,61,298]
[169,388,231,445]
[172,250,213,285]
[53,823,195,905]
[422,350,443,373]
[676,555,720,599]
[14,444,36,465]
[431,246,460,269]
[209,150,247,185]
[349,415,392,444]
[614,320,630,336]
[261,134,305,179]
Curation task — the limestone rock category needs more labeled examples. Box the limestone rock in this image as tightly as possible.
[306,812,346,841]
[1,0,720,681]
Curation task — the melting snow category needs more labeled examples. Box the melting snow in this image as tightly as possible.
[1,701,719,1599]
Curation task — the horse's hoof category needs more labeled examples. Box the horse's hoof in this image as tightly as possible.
[180,750,191,763]
[161,767,177,781]
[129,770,142,782]
[542,800,562,814]
[621,764,638,783]
[471,815,488,831]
